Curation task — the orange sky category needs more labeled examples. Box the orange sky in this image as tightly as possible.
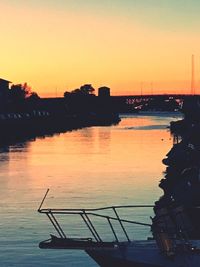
[1,1,200,97]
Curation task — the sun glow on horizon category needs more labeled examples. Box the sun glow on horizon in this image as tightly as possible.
[1,0,200,97]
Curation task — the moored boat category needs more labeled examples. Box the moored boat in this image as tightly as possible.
[38,190,200,267]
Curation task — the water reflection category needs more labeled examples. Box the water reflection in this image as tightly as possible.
[0,113,182,267]
[0,147,9,161]
[98,128,111,153]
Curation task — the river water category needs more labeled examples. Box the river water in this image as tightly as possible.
[0,112,182,267]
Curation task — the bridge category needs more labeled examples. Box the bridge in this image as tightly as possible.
[111,94,200,100]
[110,94,200,112]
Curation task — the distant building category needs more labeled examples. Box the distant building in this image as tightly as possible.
[0,78,11,111]
[98,86,110,97]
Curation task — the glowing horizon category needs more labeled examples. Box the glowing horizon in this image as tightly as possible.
[1,0,200,97]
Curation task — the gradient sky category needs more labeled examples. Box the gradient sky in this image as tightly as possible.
[1,0,200,96]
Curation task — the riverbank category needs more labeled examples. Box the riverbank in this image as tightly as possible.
[0,111,120,146]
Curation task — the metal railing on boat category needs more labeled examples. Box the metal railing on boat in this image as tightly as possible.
[38,189,153,244]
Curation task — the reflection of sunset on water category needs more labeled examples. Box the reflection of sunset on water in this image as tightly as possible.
[0,114,181,206]
[0,114,182,266]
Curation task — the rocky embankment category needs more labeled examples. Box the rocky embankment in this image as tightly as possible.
[152,97,200,240]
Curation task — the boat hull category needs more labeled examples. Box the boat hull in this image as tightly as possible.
[86,240,200,267]
[87,250,161,267]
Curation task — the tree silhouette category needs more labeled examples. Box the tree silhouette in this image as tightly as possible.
[9,83,31,102]
[27,92,40,101]
[9,83,40,111]
[64,84,95,97]
[63,91,70,98]
[79,84,95,95]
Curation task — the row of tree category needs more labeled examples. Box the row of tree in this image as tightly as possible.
[10,82,111,100]
[7,82,113,115]
[9,83,100,101]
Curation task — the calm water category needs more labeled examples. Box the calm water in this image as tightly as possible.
[0,113,182,267]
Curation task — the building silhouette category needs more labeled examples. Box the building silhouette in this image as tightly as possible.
[98,86,110,97]
[0,78,11,111]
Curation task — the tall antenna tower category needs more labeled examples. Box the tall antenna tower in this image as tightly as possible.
[191,54,195,95]
[140,82,143,96]
[150,82,153,95]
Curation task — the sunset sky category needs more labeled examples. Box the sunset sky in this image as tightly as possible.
[1,0,200,96]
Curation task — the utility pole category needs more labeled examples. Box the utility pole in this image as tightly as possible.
[191,54,195,95]
[150,82,153,95]
[140,82,143,96]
